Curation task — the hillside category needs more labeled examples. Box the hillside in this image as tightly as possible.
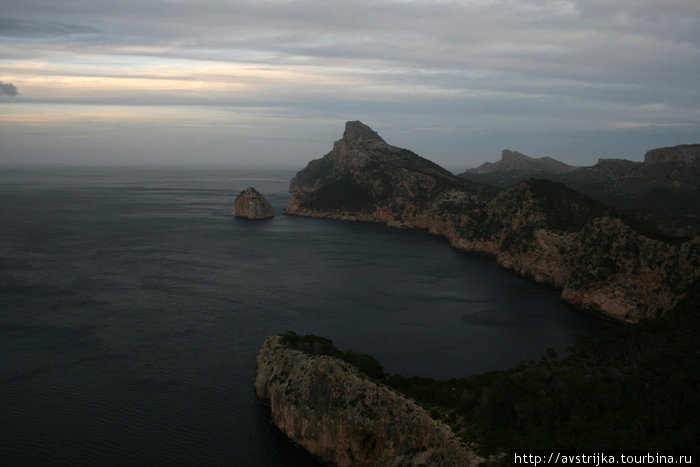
[386,279,700,456]
[459,145,700,237]
[286,121,699,322]
[459,149,577,186]
[255,332,484,466]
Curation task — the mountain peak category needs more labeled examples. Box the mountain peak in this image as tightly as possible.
[465,150,575,175]
[343,121,385,144]
[501,149,533,162]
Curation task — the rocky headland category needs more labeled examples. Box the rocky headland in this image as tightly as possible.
[255,333,484,466]
[256,287,700,462]
[285,121,699,323]
[234,186,274,219]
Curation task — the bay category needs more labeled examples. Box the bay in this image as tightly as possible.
[0,166,603,465]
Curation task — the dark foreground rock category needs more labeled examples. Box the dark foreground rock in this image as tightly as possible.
[285,121,699,322]
[234,186,274,219]
[255,334,484,466]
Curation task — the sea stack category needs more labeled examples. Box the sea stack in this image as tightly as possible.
[234,187,274,219]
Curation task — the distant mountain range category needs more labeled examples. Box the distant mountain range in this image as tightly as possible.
[459,145,700,237]
[464,149,577,178]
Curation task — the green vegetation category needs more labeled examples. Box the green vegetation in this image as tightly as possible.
[280,331,385,380]
[521,179,611,232]
[386,281,700,456]
[281,281,699,457]
[526,178,690,243]
[304,177,375,213]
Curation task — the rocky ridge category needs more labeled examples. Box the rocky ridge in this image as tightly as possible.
[285,121,699,322]
[255,334,484,466]
[460,145,700,237]
[465,149,576,177]
[234,186,274,219]
[286,121,496,229]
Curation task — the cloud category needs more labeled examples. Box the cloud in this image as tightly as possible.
[0,17,99,38]
[0,82,19,96]
[0,0,698,167]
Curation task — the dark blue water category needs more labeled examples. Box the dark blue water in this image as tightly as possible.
[0,167,604,465]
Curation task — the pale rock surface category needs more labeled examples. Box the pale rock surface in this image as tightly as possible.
[255,335,484,466]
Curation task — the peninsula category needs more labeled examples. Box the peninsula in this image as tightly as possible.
[258,121,699,464]
[255,333,485,466]
[285,121,698,323]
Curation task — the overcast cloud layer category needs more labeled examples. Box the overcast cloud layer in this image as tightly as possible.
[1,0,699,169]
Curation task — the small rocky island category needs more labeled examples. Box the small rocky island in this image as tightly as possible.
[234,186,274,219]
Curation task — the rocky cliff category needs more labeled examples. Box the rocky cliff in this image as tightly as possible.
[234,186,274,219]
[285,122,699,322]
[285,121,496,229]
[255,334,484,466]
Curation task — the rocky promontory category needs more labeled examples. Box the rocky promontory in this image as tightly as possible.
[234,186,274,219]
[255,333,484,466]
[285,121,699,322]
[285,121,496,228]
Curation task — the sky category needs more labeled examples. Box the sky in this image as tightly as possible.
[1,0,699,171]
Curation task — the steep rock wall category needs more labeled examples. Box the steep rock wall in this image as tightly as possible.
[255,335,483,466]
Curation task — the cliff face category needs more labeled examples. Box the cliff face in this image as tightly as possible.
[286,122,700,322]
[644,144,700,167]
[255,335,483,466]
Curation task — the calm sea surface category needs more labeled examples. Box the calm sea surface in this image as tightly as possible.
[0,167,604,465]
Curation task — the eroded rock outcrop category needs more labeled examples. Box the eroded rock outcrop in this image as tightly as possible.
[234,186,274,219]
[285,121,700,322]
[255,334,483,466]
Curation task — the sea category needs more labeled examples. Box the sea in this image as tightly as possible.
[0,166,604,465]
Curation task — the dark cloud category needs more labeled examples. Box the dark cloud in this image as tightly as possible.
[0,17,99,38]
[0,82,18,96]
[1,1,698,167]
